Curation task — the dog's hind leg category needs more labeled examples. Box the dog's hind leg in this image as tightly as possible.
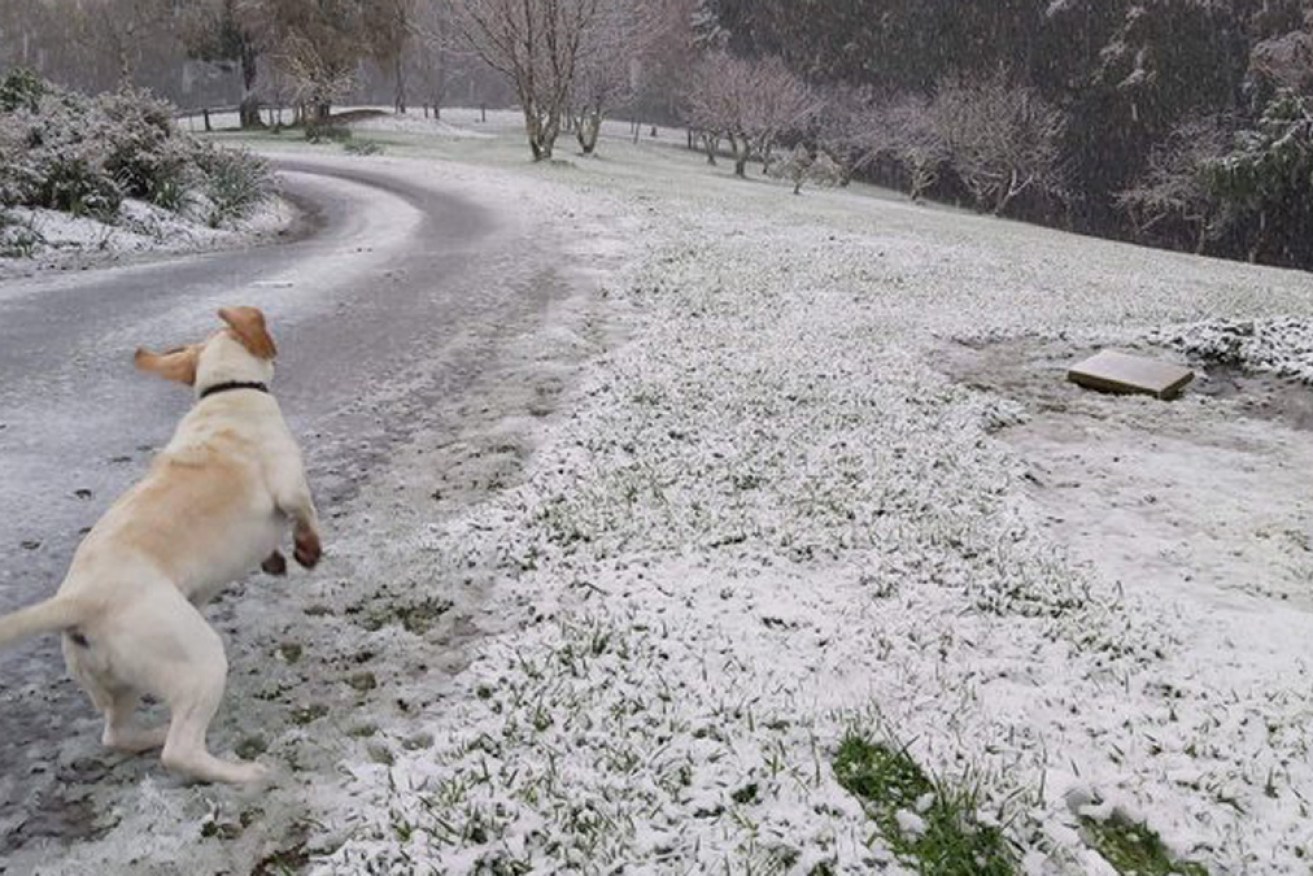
[64,632,168,754]
[121,593,268,785]
[261,550,287,576]
[102,690,169,753]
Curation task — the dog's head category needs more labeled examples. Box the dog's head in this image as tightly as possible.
[134,307,278,393]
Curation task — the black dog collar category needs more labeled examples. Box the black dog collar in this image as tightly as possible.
[199,381,270,401]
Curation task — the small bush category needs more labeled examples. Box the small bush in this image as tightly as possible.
[305,124,352,144]
[0,75,269,227]
[0,209,42,257]
[0,68,44,113]
[95,87,190,201]
[195,144,271,227]
[37,154,122,219]
[343,139,383,156]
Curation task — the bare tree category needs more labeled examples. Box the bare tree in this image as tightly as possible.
[453,0,603,160]
[241,0,365,123]
[626,0,699,133]
[366,0,417,113]
[886,94,947,201]
[180,0,267,128]
[410,0,456,117]
[568,0,684,155]
[1116,116,1233,253]
[767,144,843,194]
[933,73,1066,215]
[686,52,818,177]
[813,84,888,185]
[568,1,636,154]
[685,52,750,170]
[64,0,176,86]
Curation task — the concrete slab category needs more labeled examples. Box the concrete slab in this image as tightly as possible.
[1067,349,1194,400]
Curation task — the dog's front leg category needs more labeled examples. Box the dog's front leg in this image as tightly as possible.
[273,472,321,569]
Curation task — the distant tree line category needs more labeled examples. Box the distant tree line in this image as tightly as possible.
[3,0,1311,269]
[0,0,509,125]
[698,0,1313,270]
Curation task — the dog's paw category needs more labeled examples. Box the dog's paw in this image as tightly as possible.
[294,527,321,569]
[231,760,275,789]
[261,550,288,576]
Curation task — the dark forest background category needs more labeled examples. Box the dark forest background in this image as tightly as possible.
[3,0,1312,271]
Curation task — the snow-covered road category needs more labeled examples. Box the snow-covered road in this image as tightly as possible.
[0,153,630,868]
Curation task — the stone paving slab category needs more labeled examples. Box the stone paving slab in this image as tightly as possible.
[1068,349,1195,400]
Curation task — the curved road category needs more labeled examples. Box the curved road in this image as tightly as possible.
[0,154,584,857]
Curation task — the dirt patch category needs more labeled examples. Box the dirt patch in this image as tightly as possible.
[939,335,1313,611]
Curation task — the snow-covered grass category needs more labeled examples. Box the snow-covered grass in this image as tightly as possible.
[0,195,292,279]
[10,109,1313,874]
[223,111,1313,874]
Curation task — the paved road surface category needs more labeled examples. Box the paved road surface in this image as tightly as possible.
[0,154,580,859]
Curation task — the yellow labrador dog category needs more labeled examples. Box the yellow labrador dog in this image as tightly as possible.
[0,306,320,784]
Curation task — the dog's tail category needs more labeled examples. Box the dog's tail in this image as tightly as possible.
[0,596,88,650]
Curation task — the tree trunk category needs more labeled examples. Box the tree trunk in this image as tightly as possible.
[577,113,602,155]
[238,42,262,129]
[729,134,748,177]
[703,133,718,165]
[524,105,559,161]
[394,53,407,114]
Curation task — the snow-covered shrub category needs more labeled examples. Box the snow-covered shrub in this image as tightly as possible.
[193,144,270,228]
[0,68,44,113]
[0,73,270,226]
[95,87,196,205]
[0,208,41,257]
[36,152,124,219]
[343,139,383,156]
[767,144,844,194]
[305,124,352,144]
[0,89,124,219]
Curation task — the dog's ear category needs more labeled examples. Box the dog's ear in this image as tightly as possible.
[134,345,200,385]
[218,306,277,360]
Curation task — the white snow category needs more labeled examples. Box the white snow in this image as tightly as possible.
[0,195,293,280]
[302,119,1313,873]
[7,111,1313,875]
